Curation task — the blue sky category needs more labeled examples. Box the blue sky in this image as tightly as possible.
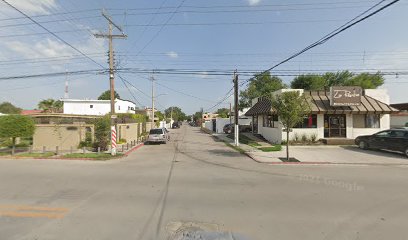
[0,0,407,114]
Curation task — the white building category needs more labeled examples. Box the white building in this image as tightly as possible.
[62,99,136,116]
[245,88,399,144]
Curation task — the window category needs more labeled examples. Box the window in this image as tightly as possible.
[294,115,317,128]
[365,114,380,128]
[390,131,406,138]
[375,131,390,137]
[90,105,93,109]
[118,106,121,110]
[353,114,380,128]
[263,115,278,128]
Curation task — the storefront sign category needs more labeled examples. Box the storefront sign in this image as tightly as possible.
[330,86,362,106]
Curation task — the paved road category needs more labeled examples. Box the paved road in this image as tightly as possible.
[0,125,408,240]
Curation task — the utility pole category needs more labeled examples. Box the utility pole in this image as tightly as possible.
[170,106,173,127]
[233,70,239,146]
[229,102,232,124]
[200,107,204,130]
[94,9,127,156]
[94,9,127,114]
[151,75,155,128]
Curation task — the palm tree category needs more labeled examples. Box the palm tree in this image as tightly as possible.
[53,100,63,113]
[38,99,55,113]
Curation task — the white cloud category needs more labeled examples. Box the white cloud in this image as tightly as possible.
[3,0,57,15]
[3,38,74,59]
[166,51,179,59]
[247,0,261,6]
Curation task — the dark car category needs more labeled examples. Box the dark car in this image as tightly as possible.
[355,129,408,157]
[172,121,180,129]
[223,124,252,134]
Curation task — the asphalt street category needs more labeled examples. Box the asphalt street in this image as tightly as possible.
[0,125,407,240]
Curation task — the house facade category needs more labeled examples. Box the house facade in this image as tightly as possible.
[245,88,398,144]
[62,99,136,116]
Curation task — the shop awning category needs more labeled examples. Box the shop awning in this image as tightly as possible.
[245,91,399,116]
[304,91,398,114]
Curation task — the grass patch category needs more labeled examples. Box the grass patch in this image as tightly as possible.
[258,145,282,152]
[248,142,261,147]
[0,152,10,156]
[62,153,123,160]
[16,152,55,158]
[224,142,245,154]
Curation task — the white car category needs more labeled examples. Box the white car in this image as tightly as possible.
[147,128,170,144]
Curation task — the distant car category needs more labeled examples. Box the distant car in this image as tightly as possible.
[172,121,180,129]
[147,128,170,144]
[223,124,252,134]
[355,129,408,157]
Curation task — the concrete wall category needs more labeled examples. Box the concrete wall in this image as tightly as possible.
[391,114,408,127]
[117,123,140,143]
[33,124,94,151]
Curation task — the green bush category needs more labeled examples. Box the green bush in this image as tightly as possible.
[293,133,300,142]
[117,138,127,144]
[93,116,110,151]
[310,133,317,142]
[301,133,308,142]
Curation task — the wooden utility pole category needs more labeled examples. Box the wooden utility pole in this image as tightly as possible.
[94,9,127,114]
[151,75,155,128]
[233,70,239,146]
[94,9,127,155]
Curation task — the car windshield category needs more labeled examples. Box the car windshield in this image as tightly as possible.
[150,129,163,134]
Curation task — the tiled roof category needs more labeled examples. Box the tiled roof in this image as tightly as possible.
[245,91,399,116]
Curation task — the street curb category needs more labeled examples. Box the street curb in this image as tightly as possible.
[124,143,144,156]
[245,153,408,166]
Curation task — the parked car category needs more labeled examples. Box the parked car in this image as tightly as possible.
[355,129,408,157]
[147,128,170,144]
[223,124,252,134]
[172,121,180,129]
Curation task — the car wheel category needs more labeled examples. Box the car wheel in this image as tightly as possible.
[405,148,408,158]
[359,141,368,150]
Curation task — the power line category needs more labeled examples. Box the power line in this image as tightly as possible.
[0,0,105,69]
[242,0,400,85]
[155,81,216,103]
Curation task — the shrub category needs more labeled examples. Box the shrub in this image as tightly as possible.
[301,133,308,142]
[281,140,287,145]
[117,139,127,144]
[310,133,317,142]
[293,133,300,142]
[93,116,110,151]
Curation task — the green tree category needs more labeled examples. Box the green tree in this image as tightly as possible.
[290,71,384,90]
[271,91,310,161]
[0,115,35,154]
[344,72,384,89]
[164,106,187,121]
[216,108,229,118]
[38,99,63,113]
[98,90,120,100]
[0,102,21,114]
[93,116,111,151]
[290,74,326,90]
[240,72,286,109]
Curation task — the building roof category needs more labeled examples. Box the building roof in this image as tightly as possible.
[62,98,136,105]
[21,110,43,115]
[245,91,399,116]
[390,103,408,111]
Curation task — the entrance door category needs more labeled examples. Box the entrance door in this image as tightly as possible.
[324,114,346,138]
[252,116,258,133]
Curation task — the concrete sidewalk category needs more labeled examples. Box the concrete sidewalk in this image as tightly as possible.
[247,145,408,165]
[212,133,408,165]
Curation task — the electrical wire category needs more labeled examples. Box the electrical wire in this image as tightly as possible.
[1,0,105,69]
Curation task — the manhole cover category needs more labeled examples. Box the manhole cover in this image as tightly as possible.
[167,221,251,240]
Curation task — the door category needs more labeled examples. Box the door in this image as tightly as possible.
[369,130,391,149]
[252,116,258,133]
[324,114,346,138]
[389,130,406,151]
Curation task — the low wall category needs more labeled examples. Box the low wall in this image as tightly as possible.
[33,124,94,151]
[118,123,140,143]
